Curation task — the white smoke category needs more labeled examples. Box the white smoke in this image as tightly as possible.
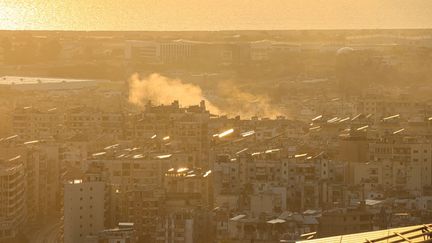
[128,73,283,118]
[128,73,221,114]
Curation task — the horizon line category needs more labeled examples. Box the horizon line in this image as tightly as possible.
[1,27,432,33]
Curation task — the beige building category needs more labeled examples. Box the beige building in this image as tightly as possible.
[24,143,62,222]
[0,141,62,224]
[85,155,174,240]
[121,188,163,242]
[12,106,63,141]
[356,94,425,121]
[65,106,124,139]
[0,156,26,241]
[85,222,137,243]
[317,205,374,238]
[367,136,432,194]
[127,100,210,168]
[63,179,106,243]
[125,39,193,64]
[156,211,196,243]
[156,168,212,243]
[125,40,162,64]
[249,40,272,61]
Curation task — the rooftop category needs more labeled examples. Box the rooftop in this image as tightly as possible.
[297,224,432,243]
[0,76,103,85]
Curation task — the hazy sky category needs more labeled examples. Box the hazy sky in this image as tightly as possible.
[1,0,432,30]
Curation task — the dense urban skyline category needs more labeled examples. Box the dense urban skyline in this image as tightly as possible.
[1,1,432,243]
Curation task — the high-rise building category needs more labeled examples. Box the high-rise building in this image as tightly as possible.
[0,156,26,241]
[63,178,106,243]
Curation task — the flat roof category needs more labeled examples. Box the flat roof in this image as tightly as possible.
[0,76,102,85]
[297,224,431,243]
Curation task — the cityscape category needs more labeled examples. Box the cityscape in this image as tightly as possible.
[1,1,432,243]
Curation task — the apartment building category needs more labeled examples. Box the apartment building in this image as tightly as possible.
[24,143,62,222]
[318,204,373,237]
[85,222,137,243]
[0,156,26,241]
[367,136,432,194]
[155,168,213,243]
[356,94,426,121]
[12,106,63,141]
[65,106,124,139]
[125,39,193,64]
[126,100,210,167]
[63,178,106,243]
[0,141,62,224]
[121,188,164,242]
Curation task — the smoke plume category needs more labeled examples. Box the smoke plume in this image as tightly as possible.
[128,73,283,118]
[128,73,221,114]
[214,81,283,118]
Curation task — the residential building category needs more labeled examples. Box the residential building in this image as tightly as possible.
[0,156,26,241]
[63,178,106,243]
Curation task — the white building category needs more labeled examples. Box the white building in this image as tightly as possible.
[160,40,193,63]
[63,179,105,243]
[125,40,161,64]
[125,39,194,64]
[0,76,104,91]
[249,40,272,61]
